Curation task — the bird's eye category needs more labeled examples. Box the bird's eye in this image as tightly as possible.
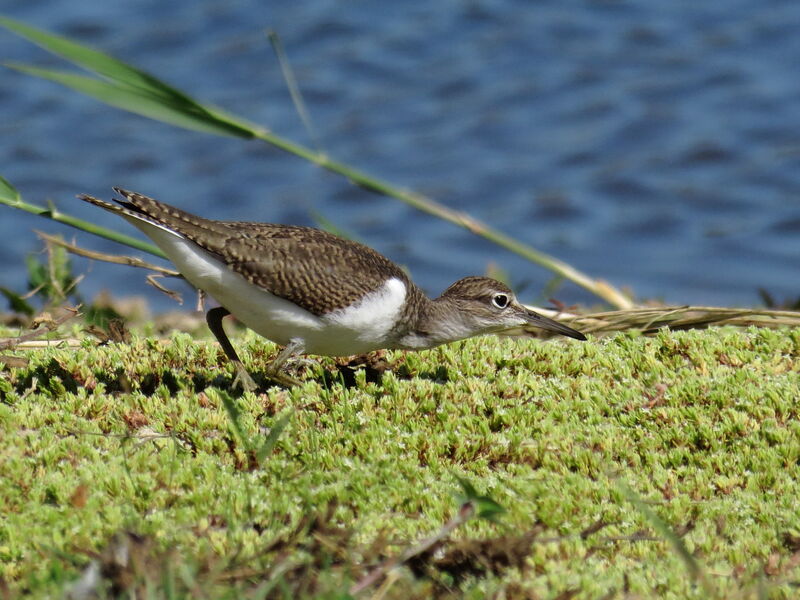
[492,294,509,309]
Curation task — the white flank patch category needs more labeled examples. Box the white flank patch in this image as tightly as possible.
[323,277,407,346]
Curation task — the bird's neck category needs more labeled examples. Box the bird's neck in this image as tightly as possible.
[395,291,476,350]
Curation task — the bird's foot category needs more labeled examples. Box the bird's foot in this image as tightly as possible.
[284,356,318,370]
[231,364,259,393]
[229,362,302,391]
[260,339,310,388]
[264,368,304,388]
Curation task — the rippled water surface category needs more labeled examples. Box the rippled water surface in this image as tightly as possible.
[2,1,799,309]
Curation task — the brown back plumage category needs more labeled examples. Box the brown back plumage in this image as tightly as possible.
[81,188,426,317]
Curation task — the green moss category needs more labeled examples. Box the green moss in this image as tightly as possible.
[1,326,799,598]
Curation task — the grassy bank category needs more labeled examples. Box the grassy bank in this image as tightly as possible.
[1,324,799,598]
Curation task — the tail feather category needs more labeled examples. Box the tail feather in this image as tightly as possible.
[79,188,236,249]
[77,193,142,219]
[77,191,183,237]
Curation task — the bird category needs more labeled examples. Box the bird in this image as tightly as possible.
[78,188,586,390]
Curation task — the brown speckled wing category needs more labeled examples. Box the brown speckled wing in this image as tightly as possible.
[211,222,412,315]
[110,188,411,316]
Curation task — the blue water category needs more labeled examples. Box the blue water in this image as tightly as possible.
[1,1,799,310]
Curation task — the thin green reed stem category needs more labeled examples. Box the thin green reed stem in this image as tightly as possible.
[248,129,633,308]
[0,191,166,259]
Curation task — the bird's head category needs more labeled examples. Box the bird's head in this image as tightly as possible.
[435,276,586,341]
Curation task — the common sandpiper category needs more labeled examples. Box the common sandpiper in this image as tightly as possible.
[79,188,586,390]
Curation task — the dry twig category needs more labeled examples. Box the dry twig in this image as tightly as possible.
[36,230,185,302]
[527,305,800,337]
[36,230,179,277]
[0,305,80,351]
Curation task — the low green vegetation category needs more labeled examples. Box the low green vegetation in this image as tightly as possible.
[1,323,799,598]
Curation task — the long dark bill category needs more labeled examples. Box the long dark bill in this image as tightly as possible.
[524,309,587,341]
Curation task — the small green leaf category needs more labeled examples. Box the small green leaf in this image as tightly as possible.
[454,475,506,522]
[47,241,77,302]
[219,391,251,451]
[5,63,254,139]
[83,304,123,329]
[25,254,46,291]
[0,15,195,104]
[0,17,257,140]
[255,411,293,465]
[473,497,506,522]
[0,287,35,316]
[0,176,20,203]
[454,475,478,500]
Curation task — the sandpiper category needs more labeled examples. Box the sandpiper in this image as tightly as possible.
[79,188,586,390]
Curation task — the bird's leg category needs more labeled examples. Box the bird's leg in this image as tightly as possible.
[264,338,306,388]
[206,306,257,393]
